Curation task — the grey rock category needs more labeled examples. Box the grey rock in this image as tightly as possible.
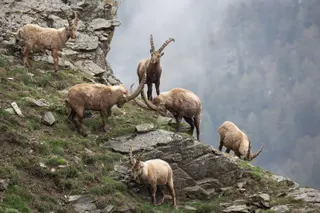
[111,106,126,116]
[11,102,24,117]
[184,205,197,211]
[232,199,247,205]
[74,60,105,75]
[89,18,112,31]
[112,19,121,27]
[259,193,270,202]
[287,187,320,203]
[156,116,172,125]
[25,97,50,107]
[107,129,183,153]
[48,14,68,28]
[73,33,99,51]
[222,205,250,213]
[183,185,210,200]
[135,123,155,133]
[0,179,9,191]
[4,108,15,114]
[107,75,120,85]
[270,205,289,213]
[102,205,114,213]
[68,195,84,203]
[42,111,55,126]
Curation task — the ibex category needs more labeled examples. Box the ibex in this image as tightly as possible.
[15,9,78,72]
[129,146,177,207]
[137,34,175,100]
[218,121,264,161]
[133,87,201,141]
[65,69,147,136]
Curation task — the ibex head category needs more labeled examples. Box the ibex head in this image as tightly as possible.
[149,34,175,64]
[60,9,79,39]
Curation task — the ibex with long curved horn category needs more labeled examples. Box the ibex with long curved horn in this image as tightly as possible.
[129,145,177,208]
[218,121,264,161]
[137,34,175,100]
[65,69,147,136]
[15,9,79,72]
[132,87,201,141]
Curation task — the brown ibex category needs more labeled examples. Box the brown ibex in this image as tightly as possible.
[15,9,78,72]
[137,34,175,100]
[129,146,176,207]
[133,87,201,141]
[218,121,264,161]
[65,69,147,136]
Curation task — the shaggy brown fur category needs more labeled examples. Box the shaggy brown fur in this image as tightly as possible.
[15,9,78,72]
[65,70,147,136]
[134,88,201,141]
[137,34,175,100]
[218,121,264,161]
[129,147,176,207]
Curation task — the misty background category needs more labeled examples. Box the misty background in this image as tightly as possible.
[108,0,320,188]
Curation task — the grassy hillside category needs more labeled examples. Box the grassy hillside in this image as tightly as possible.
[0,55,315,213]
[0,55,176,213]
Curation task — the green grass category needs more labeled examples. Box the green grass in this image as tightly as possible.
[0,54,312,213]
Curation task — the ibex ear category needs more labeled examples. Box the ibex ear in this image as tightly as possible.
[161,52,164,57]
[150,49,153,54]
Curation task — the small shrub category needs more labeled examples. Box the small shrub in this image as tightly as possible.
[46,156,67,167]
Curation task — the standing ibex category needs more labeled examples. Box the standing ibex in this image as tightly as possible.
[129,146,177,208]
[137,34,175,100]
[218,121,264,161]
[15,9,78,72]
[132,87,201,141]
[65,70,147,136]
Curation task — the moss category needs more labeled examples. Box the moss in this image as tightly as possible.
[45,156,67,166]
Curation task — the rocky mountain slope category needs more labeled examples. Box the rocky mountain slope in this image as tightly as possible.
[0,0,320,213]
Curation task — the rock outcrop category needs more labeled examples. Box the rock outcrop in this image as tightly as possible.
[106,129,320,212]
[0,0,121,85]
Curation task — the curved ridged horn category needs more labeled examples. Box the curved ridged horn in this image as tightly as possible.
[246,140,251,160]
[157,37,175,53]
[150,34,155,53]
[141,91,168,117]
[249,144,264,161]
[130,84,150,110]
[73,11,79,27]
[125,68,147,102]
[60,8,72,26]
[129,143,136,166]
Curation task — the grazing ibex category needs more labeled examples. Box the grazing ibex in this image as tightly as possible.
[129,146,176,207]
[65,69,147,136]
[218,121,264,161]
[137,34,175,100]
[133,87,201,141]
[15,9,78,72]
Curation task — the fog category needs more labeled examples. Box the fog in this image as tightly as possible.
[108,0,320,188]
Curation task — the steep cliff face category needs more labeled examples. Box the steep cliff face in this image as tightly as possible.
[0,0,121,85]
[0,1,320,213]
